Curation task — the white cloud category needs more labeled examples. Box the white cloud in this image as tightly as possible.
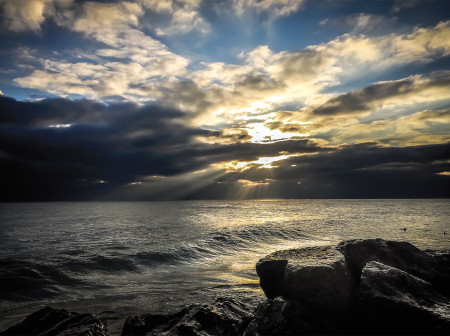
[0,0,73,32]
[11,9,450,139]
[140,0,210,36]
[13,1,190,100]
[264,71,450,146]
[0,0,209,36]
[70,1,144,45]
[154,7,210,36]
[321,108,450,146]
[0,0,52,31]
[234,0,305,18]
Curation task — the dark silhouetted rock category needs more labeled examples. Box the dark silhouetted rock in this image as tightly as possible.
[244,295,358,336]
[253,239,450,335]
[0,306,108,336]
[337,238,450,297]
[359,261,450,335]
[244,297,289,335]
[121,306,192,336]
[427,249,450,279]
[256,245,354,314]
[121,297,253,336]
[255,258,287,299]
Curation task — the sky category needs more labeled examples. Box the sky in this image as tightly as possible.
[0,0,449,201]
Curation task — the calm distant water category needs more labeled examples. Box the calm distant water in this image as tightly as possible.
[1,200,449,334]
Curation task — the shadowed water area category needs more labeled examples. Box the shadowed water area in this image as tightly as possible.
[0,200,449,334]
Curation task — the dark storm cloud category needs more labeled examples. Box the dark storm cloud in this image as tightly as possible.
[190,142,450,199]
[0,95,184,127]
[1,95,449,201]
[312,70,450,115]
[0,95,322,201]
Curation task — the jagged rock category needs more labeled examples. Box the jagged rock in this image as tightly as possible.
[0,306,108,336]
[427,250,450,278]
[121,297,253,336]
[243,297,289,335]
[337,238,437,282]
[337,238,450,296]
[359,261,450,335]
[255,258,287,300]
[243,296,340,336]
[256,245,354,314]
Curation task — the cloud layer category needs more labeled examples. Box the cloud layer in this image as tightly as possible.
[1,95,449,200]
[0,0,449,199]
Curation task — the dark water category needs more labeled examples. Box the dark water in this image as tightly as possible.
[0,200,449,334]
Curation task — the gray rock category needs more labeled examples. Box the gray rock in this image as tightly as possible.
[255,258,287,299]
[244,297,289,335]
[338,239,435,281]
[360,261,450,334]
[121,297,253,336]
[0,307,108,336]
[427,249,450,278]
[244,295,350,336]
[337,238,450,297]
[256,245,354,314]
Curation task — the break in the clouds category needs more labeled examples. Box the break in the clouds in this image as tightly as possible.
[0,0,449,200]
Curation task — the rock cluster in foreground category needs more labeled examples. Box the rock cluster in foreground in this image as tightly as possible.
[1,239,449,335]
[0,306,108,336]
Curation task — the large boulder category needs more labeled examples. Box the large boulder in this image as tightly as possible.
[121,297,253,336]
[0,307,108,336]
[359,261,450,335]
[256,245,354,314]
[337,238,450,297]
[254,239,450,334]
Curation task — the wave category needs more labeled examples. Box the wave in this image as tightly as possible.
[0,259,85,301]
[0,221,311,302]
[61,255,139,273]
[133,222,311,266]
[133,245,216,266]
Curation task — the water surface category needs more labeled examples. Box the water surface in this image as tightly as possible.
[1,200,449,334]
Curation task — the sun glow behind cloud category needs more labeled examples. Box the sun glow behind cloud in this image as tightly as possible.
[48,123,71,128]
[246,122,308,143]
[215,154,297,172]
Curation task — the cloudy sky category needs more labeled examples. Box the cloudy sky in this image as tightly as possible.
[0,0,449,200]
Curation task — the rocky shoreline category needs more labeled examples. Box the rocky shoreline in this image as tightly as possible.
[1,238,449,335]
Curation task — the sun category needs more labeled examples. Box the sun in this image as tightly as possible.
[246,122,307,143]
[214,154,296,172]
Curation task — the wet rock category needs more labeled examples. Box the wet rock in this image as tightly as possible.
[121,297,253,336]
[244,296,319,335]
[244,295,355,336]
[253,239,450,334]
[427,250,450,278]
[244,297,289,335]
[121,315,147,336]
[255,258,287,299]
[256,245,354,314]
[0,306,108,336]
[359,261,450,335]
[121,307,193,336]
[337,238,450,297]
